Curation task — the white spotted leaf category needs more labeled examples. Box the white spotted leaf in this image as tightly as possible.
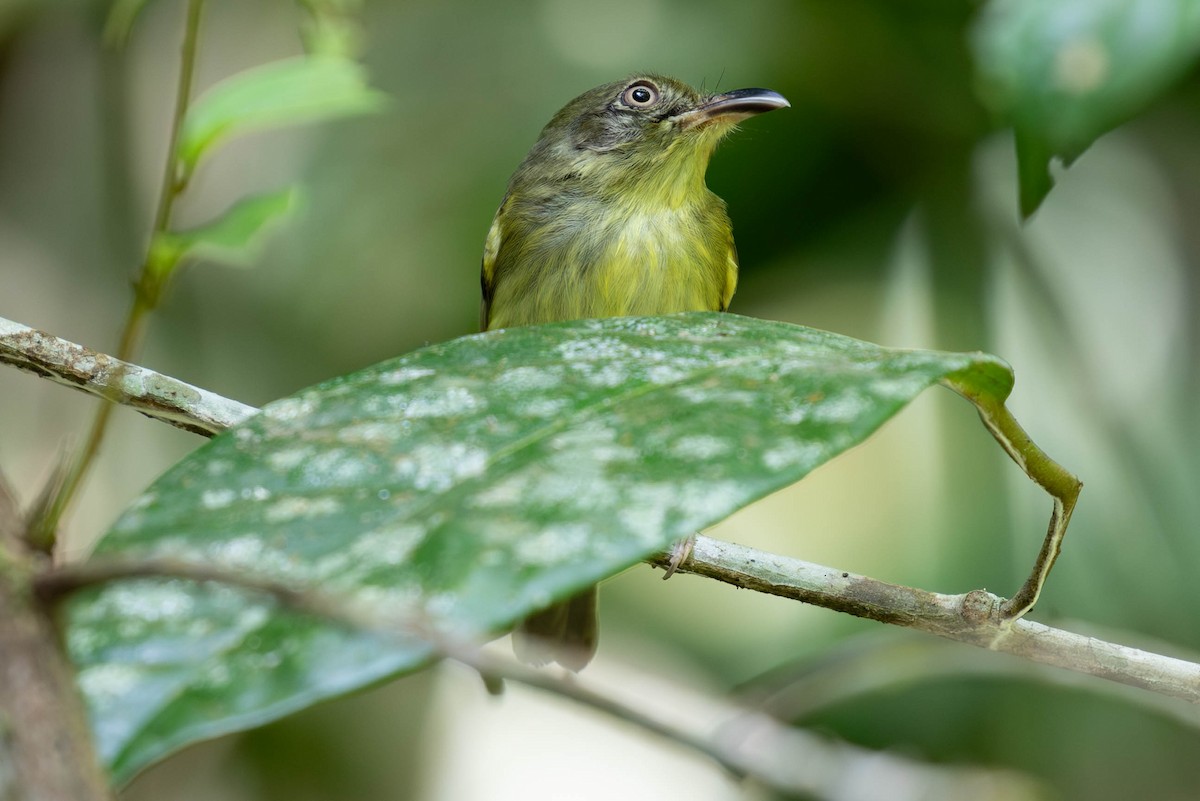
[67,312,1014,783]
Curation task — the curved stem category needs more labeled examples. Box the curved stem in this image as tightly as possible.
[941,378,1083,619]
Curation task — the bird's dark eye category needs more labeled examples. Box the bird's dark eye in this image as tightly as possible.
[622,82,659,108]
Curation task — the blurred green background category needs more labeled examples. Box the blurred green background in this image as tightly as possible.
[2,0,1200,798]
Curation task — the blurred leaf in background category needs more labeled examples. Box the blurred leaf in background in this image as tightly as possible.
[972,0,1200,216]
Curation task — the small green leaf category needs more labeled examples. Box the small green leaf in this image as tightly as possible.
[972,0,1200,216]
[152,187,301,272]
[68,313,1014,783]
[177,56,386,179]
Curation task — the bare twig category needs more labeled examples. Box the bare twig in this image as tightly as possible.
[735,630,1200,733]
[35,557,1045,801]
[35,557,313,610]
[650,537,1200,704]
[0,318,256,436]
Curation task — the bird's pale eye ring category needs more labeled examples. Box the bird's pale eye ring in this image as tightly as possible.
[622,82,659,107]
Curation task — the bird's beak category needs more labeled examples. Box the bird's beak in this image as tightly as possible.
[674,88,790,129]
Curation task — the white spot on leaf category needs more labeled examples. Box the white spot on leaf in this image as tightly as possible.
[495,365,564,391]
[239,486,271,502]
[394,443,488,492]
[645,364,689,384]
[379,366,436,385]
[670,434,732,461]
[812,390,872,423]
[582,363,629,388]
[303,449,372,484]
[471,475,529,508]
[515,524,591,565]
[404,386,482,418]
[264,397,316,422]
[516,397,569,418]
[337,422,402,445]
[200,488,237,510]
[268,448,310,471]
[761,440,821,472]
[265,496,342,523]
[350,525,425,566]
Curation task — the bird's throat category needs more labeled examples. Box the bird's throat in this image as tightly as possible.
[616,124,731,209]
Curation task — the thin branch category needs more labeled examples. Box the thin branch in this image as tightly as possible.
[473,659,1044,800]
[650,537,1200,704]
[0,317,256,436]
[5,317,1200,705]
[734,630,1200,733]
[35,558,1045,801]
[36,557,312,610]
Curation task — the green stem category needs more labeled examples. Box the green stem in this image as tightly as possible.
[149,0,204,234]
[29,0,205,552]
[943,378,1083,620]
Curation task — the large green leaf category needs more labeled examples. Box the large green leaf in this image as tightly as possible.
[67,313,1013,783]
[972,0,1200,216]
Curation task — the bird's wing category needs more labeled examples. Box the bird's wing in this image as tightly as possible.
[721,234,739,312]
[479,195,508,331]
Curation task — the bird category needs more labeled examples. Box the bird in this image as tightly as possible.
[480,74,788,669]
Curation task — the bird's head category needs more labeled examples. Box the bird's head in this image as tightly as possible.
[515,75,789,205]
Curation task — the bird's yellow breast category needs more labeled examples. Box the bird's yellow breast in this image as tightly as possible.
[482,189,736,330]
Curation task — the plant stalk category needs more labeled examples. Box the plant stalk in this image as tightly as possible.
[29,0,206,552]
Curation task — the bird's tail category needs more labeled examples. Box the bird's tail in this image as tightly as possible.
[513,587,598,671]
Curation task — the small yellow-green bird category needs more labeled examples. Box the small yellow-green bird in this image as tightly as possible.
[481,74,788,669]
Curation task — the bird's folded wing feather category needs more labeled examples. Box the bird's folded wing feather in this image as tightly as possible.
[479,196,508,331]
